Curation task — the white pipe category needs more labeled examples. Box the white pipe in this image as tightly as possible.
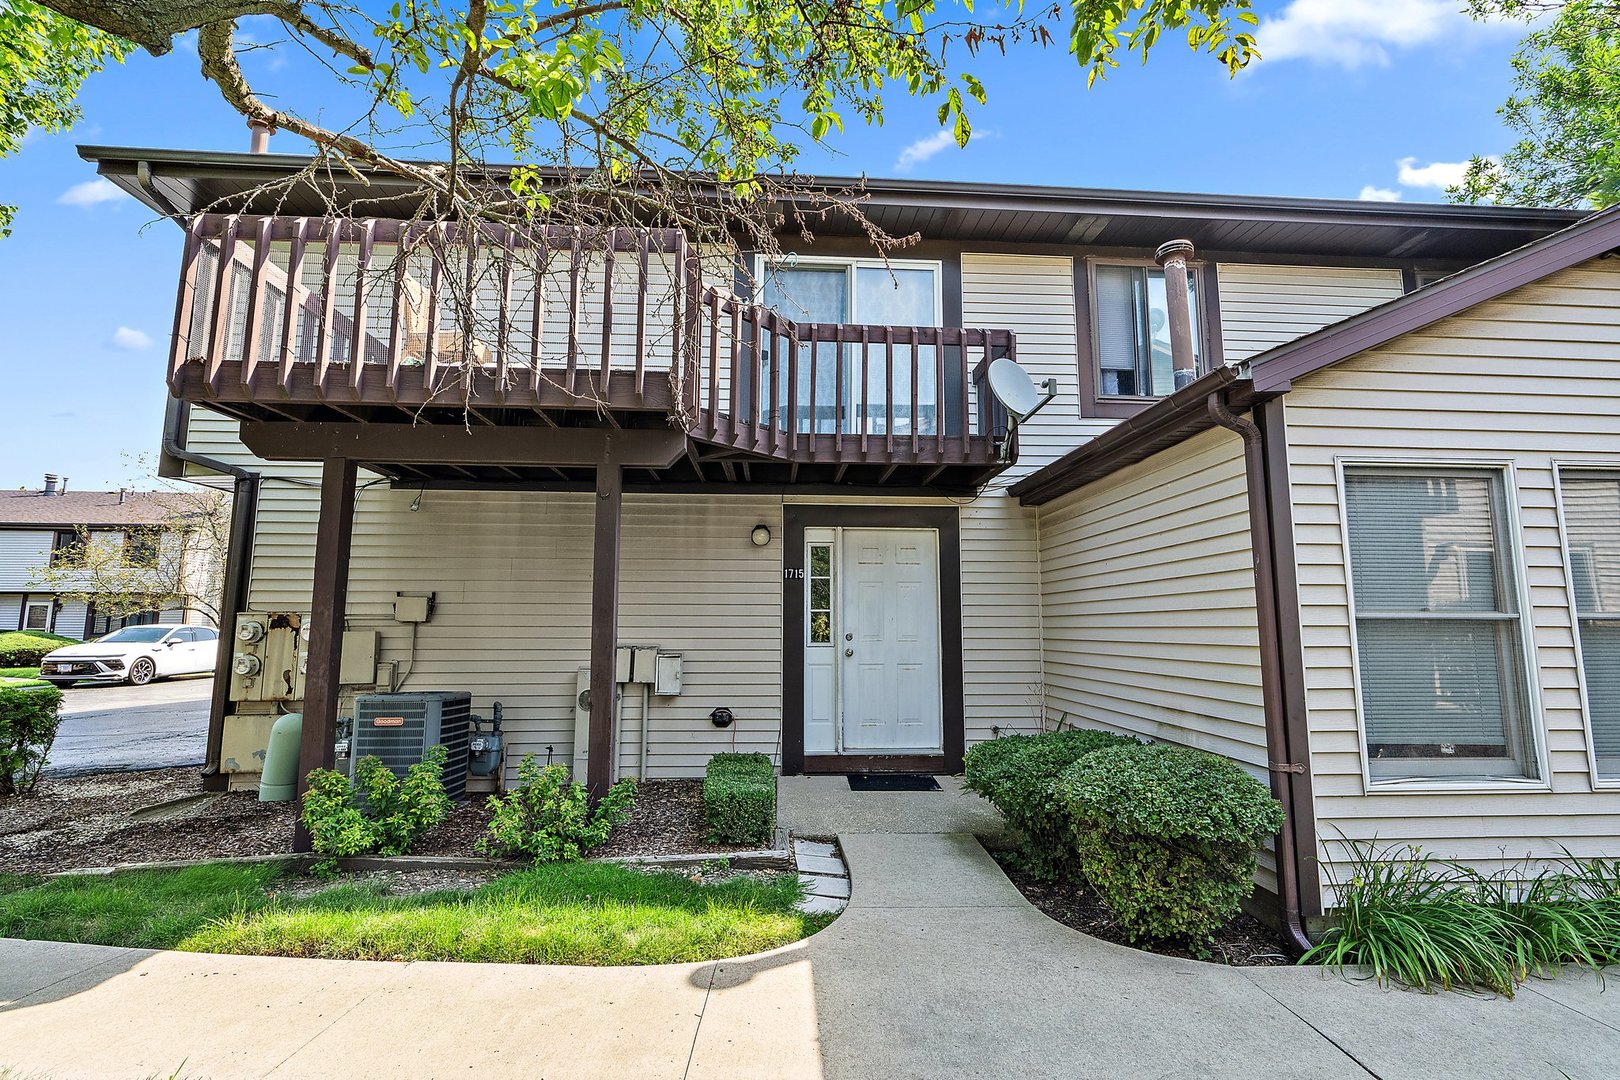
[638,682,651,779]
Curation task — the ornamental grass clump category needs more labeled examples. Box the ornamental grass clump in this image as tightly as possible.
[1303,841,1620,996]
[1057,743,1284,951]
[963,728,1139,880]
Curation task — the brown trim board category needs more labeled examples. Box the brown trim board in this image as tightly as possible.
[781,504,965,776]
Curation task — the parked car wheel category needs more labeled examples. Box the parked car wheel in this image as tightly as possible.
[128,657,158,686]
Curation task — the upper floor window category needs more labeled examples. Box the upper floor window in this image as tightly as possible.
[1092,262,1200,399]
[1558,470,1620,783]
[124,528,160,569]
[757,258,954,436]
[50,529,84,568]
[1342,466,1540,784]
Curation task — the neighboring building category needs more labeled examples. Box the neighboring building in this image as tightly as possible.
[82,144,1620,942]
[0,478,213,637]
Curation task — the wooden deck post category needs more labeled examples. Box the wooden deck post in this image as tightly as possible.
[292,456,357,852]
[586,458,623,799]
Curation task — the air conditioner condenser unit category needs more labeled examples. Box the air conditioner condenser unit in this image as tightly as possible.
[351,690,473,802]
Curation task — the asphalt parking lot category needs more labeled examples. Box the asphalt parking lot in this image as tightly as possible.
[45,678,212,777]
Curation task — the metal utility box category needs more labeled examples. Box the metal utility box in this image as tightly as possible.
[352,691,473,802]
[629,646,660,685]
[340,629,379,686]
[393,594,431,623]
[229,612,306,702]
[654,652,683,696]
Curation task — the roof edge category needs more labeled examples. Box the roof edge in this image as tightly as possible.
[1251,204,1620,392]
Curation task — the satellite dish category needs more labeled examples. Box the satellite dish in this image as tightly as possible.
[986,357,1058,463]
[988,358,1056,421]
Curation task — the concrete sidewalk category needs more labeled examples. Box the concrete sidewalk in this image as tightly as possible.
[5,821,1620,1077]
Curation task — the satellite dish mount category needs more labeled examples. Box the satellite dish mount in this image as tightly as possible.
[986,357,1058,462]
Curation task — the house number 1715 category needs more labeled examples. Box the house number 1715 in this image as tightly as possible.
[783,567,805,579]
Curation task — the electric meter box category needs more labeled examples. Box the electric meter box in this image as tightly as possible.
[654,652,683,696]
[229,612,306,702]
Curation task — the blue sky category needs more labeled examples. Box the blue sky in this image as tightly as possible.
[0,0,1533,490]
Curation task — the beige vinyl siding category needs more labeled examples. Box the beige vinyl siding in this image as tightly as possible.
[1218,265,1405,363]
[1283,258,1620,905]
[0,529,55,591]
[1036,425,1275,891]
[960,253,1115,465]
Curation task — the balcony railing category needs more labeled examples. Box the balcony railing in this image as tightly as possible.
[170,214,1015,469]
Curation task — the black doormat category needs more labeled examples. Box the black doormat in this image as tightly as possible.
[846,774,941,792]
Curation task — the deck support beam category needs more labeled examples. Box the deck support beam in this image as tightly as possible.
[292,456,357,852]
[587,459,623,799]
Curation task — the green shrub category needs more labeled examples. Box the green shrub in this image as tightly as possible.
[0,631,78,668]
[478,756,636,863]
[1304,841,1620,996]
[0,685,64,796]
[703,753,776,846]
[963,728,1139,880]
[300,746,453,871]
[1057,743,1284,951]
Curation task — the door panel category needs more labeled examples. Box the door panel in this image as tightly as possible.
[838,529,942,752]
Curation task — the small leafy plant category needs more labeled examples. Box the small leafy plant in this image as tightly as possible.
[1304,840,1620,996]
[703,753,776,846]
[478,756,636,863]
[963,728,1139,880]
[1058,742,1285,952]
[300,745,452,873]
[0,685,64,796]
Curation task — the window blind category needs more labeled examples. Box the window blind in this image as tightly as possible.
[1094,265,1140,395]
[1344,468,1537,781]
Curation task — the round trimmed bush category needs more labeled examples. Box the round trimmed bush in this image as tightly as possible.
[1057,743,1285,949]
[963,728,1138,880]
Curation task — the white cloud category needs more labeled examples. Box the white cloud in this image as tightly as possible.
[57,178,128,207]
[1255,0,1506,69]
[110,327,152,351]
[1396,156,1470,189]
[895,130,957,172]
[1358,185,1402,202]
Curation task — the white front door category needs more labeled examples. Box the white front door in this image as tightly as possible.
[803,527,943,755]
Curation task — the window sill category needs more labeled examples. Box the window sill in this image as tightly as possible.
[1361,775,1553,796]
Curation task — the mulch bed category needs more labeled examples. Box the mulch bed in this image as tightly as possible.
[1,768,296,876]
[593,779,769,858]
[992,851,1293,967]
[2,770,766,876]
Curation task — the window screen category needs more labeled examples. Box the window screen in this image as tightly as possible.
[1559,472,1620,781]
[1344,468,1538,782]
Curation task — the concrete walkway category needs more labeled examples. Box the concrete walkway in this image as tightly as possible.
[5,786,1620,1077]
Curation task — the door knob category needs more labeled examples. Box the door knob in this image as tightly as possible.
[844,648,854,657]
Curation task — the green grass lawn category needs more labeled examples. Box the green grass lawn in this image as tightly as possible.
[0,666,45,687]
[0,862,827,966]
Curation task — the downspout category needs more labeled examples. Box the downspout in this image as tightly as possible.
[1208,392,1314,957]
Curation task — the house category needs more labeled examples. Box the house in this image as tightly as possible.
[0,478,216,637]
[79,142,1614,939]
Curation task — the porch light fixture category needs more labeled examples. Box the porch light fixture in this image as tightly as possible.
[750,524,772,547]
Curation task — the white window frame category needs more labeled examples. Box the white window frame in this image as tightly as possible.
[23,600,53,633]
[1551,462,1620,790]
[1334,457,1549,793]
[1085,255,1206,402]
[751,255,945,327]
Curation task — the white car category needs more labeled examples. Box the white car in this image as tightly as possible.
[39,625,220,687]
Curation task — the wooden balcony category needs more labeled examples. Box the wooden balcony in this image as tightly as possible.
[169,214,1017,490]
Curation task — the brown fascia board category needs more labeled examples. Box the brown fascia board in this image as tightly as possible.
[1009,366,1269,506]
[76,144,1586,235]
[1250,204,1620,393]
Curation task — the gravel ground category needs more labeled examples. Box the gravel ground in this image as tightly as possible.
[992,852,1293,967]
[1,771,768,875]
